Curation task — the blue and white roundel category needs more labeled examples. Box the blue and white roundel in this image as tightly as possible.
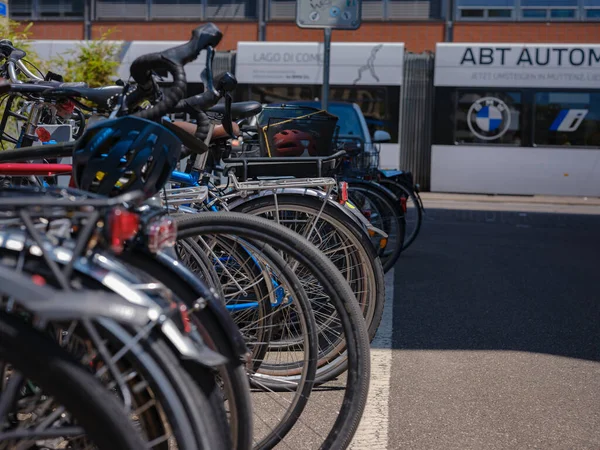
[475,106,503,132]
[467,97,511,141]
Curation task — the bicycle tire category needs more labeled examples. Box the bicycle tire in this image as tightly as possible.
[118,249,254,450]
[101,319,230,450]
[347,182,405,272]
[379,178,423,250]
[232,194,385,342]
[175,212,371,450]
[0,246,223,450]
[0,312,146,450]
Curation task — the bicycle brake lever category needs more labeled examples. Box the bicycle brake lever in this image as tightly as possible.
[200,47,219,97]
[222,93,234,138]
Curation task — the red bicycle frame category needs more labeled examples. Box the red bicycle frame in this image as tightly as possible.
[0,163,73,176]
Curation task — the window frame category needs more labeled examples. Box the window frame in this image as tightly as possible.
[532,89,600,149]
[457,6,515,20]
[584,6,600,18]
[10,0,85,20]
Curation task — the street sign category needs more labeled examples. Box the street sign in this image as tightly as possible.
[297,0,362,30]
[0,2,7,17]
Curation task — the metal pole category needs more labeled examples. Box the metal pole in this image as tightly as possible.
[258,0,266,41]
[84,0,92,40]
[321,27,332,111]
[444,0,454,42]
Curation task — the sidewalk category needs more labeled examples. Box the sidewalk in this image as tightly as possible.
[419,192,600,215]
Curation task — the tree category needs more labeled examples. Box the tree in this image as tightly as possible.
[52,29,121,87]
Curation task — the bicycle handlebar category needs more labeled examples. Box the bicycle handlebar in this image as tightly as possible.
[0,39,46,83]
[127,23,222,121]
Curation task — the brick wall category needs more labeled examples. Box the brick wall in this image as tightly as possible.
[18,20,600,52]
[20,21,84,40]
[266,22,444,53]
[454,23,600,44]
[91,22,258,50]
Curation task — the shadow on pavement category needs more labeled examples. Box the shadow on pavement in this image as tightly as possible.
[383,207,600,363]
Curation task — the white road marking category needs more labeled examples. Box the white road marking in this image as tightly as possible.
[349,268,394,450]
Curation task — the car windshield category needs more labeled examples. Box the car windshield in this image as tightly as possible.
[326,105,365,139]
[262,102,365,140]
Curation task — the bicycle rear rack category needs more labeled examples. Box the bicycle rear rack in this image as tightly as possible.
[162,186,209,206]
[229,173,336,192]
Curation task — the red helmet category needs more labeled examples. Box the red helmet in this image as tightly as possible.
[272,129,317,157]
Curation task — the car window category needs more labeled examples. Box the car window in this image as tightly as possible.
[264,102,365,140]
[326,105,365,139]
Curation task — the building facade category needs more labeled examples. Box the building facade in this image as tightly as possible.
[10,0,600,51]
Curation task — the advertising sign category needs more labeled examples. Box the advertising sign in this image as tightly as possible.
[235,42,404,86]
[435,43,600,89]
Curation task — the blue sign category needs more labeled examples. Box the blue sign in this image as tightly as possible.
[0,3,7,17]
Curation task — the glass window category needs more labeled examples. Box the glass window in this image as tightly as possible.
[534,92,600,147]
[488,8,512,16]
[9,0,33,17]
[457,0,513,6]
[247,85,399,142]
[460,8,485,16]
[39,0,84,17]
[586,8,600,16]
[550,8,575,17]
[522,0,576,5]
[455,91,522,145]
[522,8,547,17]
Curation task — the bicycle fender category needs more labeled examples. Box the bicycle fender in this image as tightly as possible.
[0,231,227,368]
[227,186,387,238]
[123,249,250,362]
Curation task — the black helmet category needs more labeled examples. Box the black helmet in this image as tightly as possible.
[73,116,181,198]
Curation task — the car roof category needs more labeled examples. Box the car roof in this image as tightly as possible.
[266,100,356,108]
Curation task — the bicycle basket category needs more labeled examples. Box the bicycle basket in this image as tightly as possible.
[258,107,339,158]
[339,138,380,174]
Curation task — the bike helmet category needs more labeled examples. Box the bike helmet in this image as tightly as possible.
[272,129,317,157]
[72,116,182,198]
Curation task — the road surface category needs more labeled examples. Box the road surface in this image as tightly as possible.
[350,196,600,450]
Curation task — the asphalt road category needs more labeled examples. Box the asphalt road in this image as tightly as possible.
[382,204,600,450]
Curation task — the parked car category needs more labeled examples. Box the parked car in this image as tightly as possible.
[234,100,391,158]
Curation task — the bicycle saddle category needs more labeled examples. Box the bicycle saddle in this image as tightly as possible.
[41,85,124,108]
[209,101,262,120]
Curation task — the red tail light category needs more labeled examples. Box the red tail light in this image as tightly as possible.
[147,216,177,254]
[339,181,348,205]
[400,197,407,214]
[36,127,51,143]
[179,304,192,333]
[108,208,140,254]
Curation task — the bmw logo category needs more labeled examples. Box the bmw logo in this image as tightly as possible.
[467,97,511,141]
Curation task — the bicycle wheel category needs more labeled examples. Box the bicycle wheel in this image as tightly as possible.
[0,312,146,450]
[175,212,371,450]
[233,194,385,342]
[347,181,405,272]
[379,178,423,250]
[0,246,227,450]
[173,230,319,449]
[119,248,255,450]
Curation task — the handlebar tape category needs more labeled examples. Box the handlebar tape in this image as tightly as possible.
[0,142,76,162]
[128,23,222,121]
[129,23,222,88]
[194,110,211,142]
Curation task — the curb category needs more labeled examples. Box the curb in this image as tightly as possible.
[420,193,600,207]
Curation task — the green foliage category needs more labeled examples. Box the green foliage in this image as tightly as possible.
[0,20,46,150]
[52,29,121,88]
[0,19,45,80]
